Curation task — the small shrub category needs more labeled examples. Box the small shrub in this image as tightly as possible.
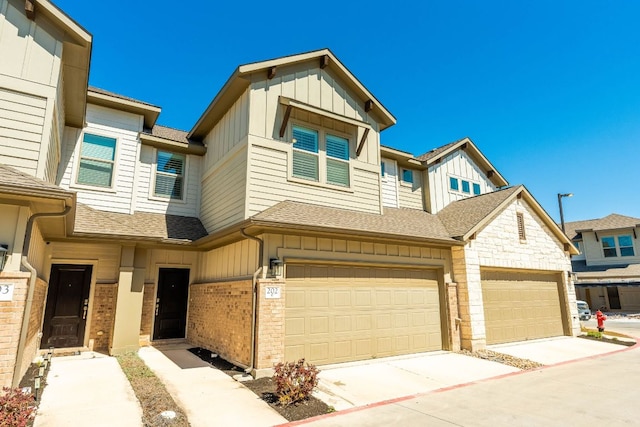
[0,387,36,427]
[587,331,602,339]
[273,358,320,406]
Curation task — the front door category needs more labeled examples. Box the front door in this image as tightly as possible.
[153,268,189,340]
[41,264,92,349]
[607,287,621,310]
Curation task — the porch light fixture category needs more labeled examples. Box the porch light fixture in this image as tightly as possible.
[558,193,573,233]
[269,258,284,278]
[0,244,8,272]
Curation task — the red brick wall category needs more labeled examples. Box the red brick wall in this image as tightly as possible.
[89,284,117,352]
[187,280,252,367]
[0,273,29,387]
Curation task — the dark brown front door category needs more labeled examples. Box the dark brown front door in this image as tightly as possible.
[607,286,621,310]
[41,264,92,349]
[153,268,189,340]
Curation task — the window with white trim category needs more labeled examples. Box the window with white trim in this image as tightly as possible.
[461,180,470,194]
[602,235,635,258]
[402,169,414,184]
[77,133,116,187]
[154,150,186,200]
[449,174,481,196]
[291,125,350,187]
[472,183,481,195]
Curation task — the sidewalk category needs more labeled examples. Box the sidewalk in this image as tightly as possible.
[34,352,142,427]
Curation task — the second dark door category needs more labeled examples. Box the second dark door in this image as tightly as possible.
[153,268,190,340]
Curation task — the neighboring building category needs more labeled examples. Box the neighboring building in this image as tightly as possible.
[565,214,640,312]
[0,0,579,387]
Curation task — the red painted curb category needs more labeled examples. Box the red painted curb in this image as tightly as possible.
[273,336,639,427]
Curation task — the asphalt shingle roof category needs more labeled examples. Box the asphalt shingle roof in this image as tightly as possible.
[0,164,73,197]
[74,204,208,242]
[564,214,640,241]
[572,260,640,279]
[251,201,457,243]
[416,138,467,162]
[142,125,191,144]
[89,86,160,108]
[436,186,521,238]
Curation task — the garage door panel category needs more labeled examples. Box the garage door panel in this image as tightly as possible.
[482,271,563,345]
[285,264,442,365]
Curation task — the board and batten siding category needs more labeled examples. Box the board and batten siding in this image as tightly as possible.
[199,142,247,233]
[135,145,202,217]
[248,63,381,165]
[202,90,249,170]
[144,249,198,283]
[48,242,122,283]
[580,230,640,267]
[0,87,47,175]
[381,158,399,208]
[59,104,143,214]
[0,0,64,88]
[194,239,258,282]
[428,149,497,214]
[398,169,423,210]
[246,137,380,217]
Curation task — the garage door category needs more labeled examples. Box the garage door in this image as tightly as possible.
[482,270,564,345]
[285,264,443,365]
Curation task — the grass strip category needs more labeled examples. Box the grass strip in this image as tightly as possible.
[116,353,190,427]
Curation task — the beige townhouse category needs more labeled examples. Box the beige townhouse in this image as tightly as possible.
[0,0,579,386]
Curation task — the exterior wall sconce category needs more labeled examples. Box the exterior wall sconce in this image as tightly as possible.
[0,244,8,272]
[269,258,284,278]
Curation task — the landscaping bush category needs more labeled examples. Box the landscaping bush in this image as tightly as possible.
[587,330,603,339]
[273,358,320,406]
[0,387,36,427]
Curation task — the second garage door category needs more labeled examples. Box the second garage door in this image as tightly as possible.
[482,269,565,345]
[285,264,443,365]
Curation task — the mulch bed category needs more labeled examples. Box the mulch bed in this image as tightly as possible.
[18,360,50,427]
[188,347,332,422]
[456,349,544,370]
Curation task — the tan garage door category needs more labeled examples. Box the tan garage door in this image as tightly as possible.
[285,264,442,365]
[482,270,564,345]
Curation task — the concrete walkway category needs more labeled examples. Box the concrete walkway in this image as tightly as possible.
[34,352,142,427]
[138,343,287,427]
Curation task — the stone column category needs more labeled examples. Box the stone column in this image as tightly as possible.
[253,277,285,378]
[452,245,486,351]
[110,246,146,355]
[445,282,461,351]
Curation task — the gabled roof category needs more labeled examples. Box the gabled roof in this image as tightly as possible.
[88,87,161,128]
[564,214,640,241]
[436,185,579,255]
[250,201,458,245]
[73,204,208,244]
[189,49,396,140]
[572,260,640,279]
[416,137,509,188]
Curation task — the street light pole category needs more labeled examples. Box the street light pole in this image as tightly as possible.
[558,193,573,233]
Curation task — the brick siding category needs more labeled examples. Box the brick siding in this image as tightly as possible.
[0,273,29,387]
[89,284,117,352]
[139,283,155,346]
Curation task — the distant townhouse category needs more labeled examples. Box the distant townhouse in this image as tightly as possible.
[0,0,579,387]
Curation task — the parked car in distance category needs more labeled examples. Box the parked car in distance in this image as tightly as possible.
[577,300,591,321]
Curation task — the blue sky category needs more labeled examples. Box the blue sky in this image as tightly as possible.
[55,0,640,222]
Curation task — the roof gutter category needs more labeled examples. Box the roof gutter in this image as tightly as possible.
[13,204,72,386]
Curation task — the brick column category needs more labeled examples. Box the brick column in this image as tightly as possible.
[445,282,461,351]
[0,272,30,387]
[452,245,486,351]
[254,278,285,378]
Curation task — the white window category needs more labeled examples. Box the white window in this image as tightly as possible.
[291,125,350,188]
[154,150,186,200]
[602,235,635,258]
[77,133,116,187]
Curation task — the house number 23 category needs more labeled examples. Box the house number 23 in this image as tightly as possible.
[265,286,281,299]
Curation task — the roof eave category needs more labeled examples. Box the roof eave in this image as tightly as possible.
[87,90,161,128]
[139,133,206,155]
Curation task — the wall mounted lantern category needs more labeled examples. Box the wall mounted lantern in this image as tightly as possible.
[0,244,9,272]
[269,258,284,278]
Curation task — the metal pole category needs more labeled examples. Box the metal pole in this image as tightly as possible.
[558,193,566,233]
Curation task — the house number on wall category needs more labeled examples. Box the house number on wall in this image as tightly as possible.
[0,283,15,301]
[265,286,281,299]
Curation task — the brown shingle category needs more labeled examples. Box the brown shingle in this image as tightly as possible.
[251,201,456,243]
[572,260,640,280]
[144,125,190,144]
[88,86,160,108]
[564,214,640,241]
[0,164,73,198]
[74,204,208,242]
[416,138,467,162]
[437,186,521,238]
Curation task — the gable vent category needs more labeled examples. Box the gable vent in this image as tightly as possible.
[517,212,526,240]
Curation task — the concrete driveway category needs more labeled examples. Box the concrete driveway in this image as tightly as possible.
[311,337,629,413]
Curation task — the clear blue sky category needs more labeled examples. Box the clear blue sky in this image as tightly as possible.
[55,0,640,223]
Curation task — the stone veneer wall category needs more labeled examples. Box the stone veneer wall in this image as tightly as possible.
[89,284,117,352]
[0,273,29,387]
[139,283,155,346]
[187,280,252,367]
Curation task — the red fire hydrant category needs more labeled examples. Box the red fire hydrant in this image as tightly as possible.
[596,309,607,333]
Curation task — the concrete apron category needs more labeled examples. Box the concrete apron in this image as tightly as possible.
[34,352,142,427]
[313,336,628,411]
[138,344,287,427]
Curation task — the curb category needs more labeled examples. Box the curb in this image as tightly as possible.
[273,336,639,427]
